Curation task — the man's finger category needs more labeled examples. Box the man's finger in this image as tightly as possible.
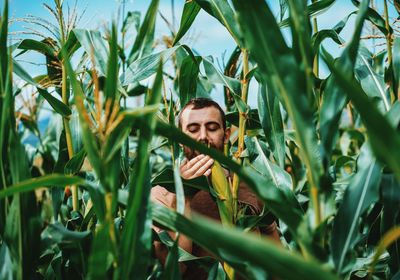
[193,158,214,177]
[186,154,206,168]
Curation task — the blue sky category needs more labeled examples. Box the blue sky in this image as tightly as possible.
[4,0,399,108]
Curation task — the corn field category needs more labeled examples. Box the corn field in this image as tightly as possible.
[1,0,400,279]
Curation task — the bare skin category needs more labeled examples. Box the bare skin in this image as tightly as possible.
[179,105,230,179]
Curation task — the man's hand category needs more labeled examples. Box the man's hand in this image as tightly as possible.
[180,154,214,180]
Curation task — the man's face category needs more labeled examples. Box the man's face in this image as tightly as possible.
[180,105,230,159]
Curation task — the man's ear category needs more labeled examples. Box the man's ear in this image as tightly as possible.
[223,127,231,144]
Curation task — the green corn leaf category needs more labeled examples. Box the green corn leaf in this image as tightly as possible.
[257,82,285,168]
[152,203,339,280]
[73,29,109,75]
[118,61,163,279]
[179,55,201,107]
[232,0,323,197]
[319,0,369,165]
[202,56,241,95]
[87,223,112,280]
[312,29,343,55]
[123,46,179,85]
[194,0,242,46]
[279,0,336,28]
[62,49,102,178]
[351,0,393,35]
[173,1,201,46]
[322,48,400,180]
[355,46,390,112]
[127,0,159,64]
[331,144,382,273]
[0,174,86,199]
[38,88,72,117]
[16,38,56,58]
[64,148,86,175]
[104,23,119,102]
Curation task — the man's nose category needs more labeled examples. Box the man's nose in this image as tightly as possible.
[198,127,208,142]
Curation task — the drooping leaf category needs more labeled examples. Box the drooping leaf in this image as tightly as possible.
[152,203,339,280]
[351,0,393,35]
[173,1,201,46]
[194,0,242,46]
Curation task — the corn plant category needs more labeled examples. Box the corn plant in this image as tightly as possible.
[1,0,400,279]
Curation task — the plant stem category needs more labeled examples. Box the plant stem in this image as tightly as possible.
[61,64,78,211]
[383,0,395,102]
[232,49,250,222]
[311,0,319,77]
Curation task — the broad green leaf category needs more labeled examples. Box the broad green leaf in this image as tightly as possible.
[121,11,141,34]
[202,57,241,95]
[331,144,382,273]
[225,109,261,130]
[319,0,369,165]
[118,62,163,279]
[232,0,323,205]
[73,29,109,75]
[257,82,285,168]
[194,0,241,46]
[355,47,390,112]
[38,88,72,117]
[173,1,201,46]
[64,148,86,175]
[312,29,343,55]
[279,0,335,28]
[12,59,40,86]
[87,223,113,280]
[122,46,179,85]
[104,24,119,102]
[152,203,339,280]
[179,55,201,107]
[351,0,393,35]
[45,222,90,243]
[322,49,400,181]
[153,120,303,234]
[127,0,159,64]
[16,38,56,58]
[0,174,86,199]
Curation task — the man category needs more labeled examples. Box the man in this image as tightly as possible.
[151,98,280,278]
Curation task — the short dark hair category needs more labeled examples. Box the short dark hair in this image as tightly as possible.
[177,98,226,130]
